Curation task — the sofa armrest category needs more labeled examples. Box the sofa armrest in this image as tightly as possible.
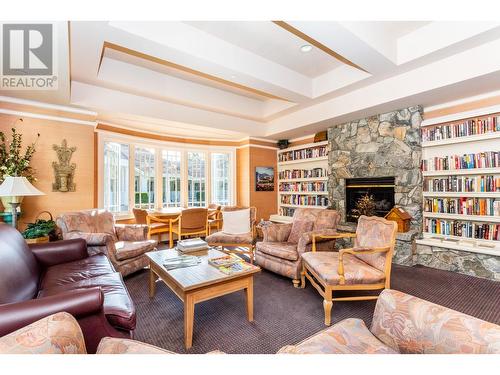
[97,337,174,354]
[115,224,148,241]
[0,312,87,354]
[30,238,88,267]
[63,231,114,246]
[261,223,293,242]
[0,287,104,338]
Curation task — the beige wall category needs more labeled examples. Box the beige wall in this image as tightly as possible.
[0,113,95,228]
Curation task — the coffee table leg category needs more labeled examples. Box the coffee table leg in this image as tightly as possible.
[184,294,195,349]
[149,267,157,298]
[245,277,254,322]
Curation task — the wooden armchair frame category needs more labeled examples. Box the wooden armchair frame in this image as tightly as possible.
[146,215,171,241]
[302,217,397,326]
[169,211,209,248]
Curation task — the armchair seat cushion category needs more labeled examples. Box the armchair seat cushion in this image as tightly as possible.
[97,337,174,354]
[39,254,115,290]
[256,242,299,261]
[38,273,136,331]
[114,240,156,261]
[206,231,253,245]
[301,252,385,285]
[278,318,396,354]
[149,223,169,230]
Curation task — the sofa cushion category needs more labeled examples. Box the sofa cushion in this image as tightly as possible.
[301,251,385,285]
[206,231,253,245]
[288,219,314,243]
[221,208,250,234]
[38,273,136,331]
[97,337,173,354]
[39,254,115,290]
[114,240,156,261]
[256,242,299,261]
[278,318,396,354]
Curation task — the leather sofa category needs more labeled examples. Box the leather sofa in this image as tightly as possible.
[0,224,136,353]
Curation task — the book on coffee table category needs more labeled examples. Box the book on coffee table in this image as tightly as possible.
[177,238,209,253]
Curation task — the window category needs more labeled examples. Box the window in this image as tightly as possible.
[103,142,129,213]
[134,146,156,209]
[162,150,181,207]
[211,152,231,205]
[187,151,206,207]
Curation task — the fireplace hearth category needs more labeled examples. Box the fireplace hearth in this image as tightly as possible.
[345,177,395,222]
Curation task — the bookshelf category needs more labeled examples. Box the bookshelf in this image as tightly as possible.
[417,107,500,255]
[270,141,329,223]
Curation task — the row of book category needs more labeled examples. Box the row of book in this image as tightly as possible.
[423,175,500,193]
[278,145,327,162]
[278,167,327,180]
[422,116,500,142]
[424,218,500,241]
[421,151,500,171]
[279,181,327,193]
[279,207,296,217]
[280,194,329,207]
[424,198,500,216]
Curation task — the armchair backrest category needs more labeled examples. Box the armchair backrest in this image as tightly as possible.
[57,209,117,240]
[132,208,148,225]
[313,209,341,231]
[288,208,340,243]
[180,208,208,230]
[222,206,257,227]
[371,289,500,354]
[354,216,397,272]
[0,225,40,304]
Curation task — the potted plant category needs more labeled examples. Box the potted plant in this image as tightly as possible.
[0,121,40,212]
[22,212,57,243]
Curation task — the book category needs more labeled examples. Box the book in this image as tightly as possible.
[208,254,253,275]
[163,255,201,270]
[177,238,209,253]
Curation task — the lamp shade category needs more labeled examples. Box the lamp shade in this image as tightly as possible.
[0,176,45,197]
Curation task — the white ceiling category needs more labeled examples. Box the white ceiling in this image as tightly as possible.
[3,20,500,141]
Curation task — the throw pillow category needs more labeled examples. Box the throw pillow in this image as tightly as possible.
[288,219,314,243]
[222,209,251,234]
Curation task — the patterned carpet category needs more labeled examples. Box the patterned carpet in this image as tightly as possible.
[124,262,500,354]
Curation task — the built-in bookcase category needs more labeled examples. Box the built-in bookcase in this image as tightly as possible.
[417,105,500,256]
[270,141,329,223]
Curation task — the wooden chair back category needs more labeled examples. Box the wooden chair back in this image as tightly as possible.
[180,208,208,230]
[132,208,148,225]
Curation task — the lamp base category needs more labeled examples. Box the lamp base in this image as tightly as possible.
[9,202,20,229]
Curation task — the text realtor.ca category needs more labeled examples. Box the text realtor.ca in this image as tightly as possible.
[1,23,58,90]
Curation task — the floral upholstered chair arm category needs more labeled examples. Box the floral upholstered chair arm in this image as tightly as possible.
[296,229,338,253]
[115,224,148,241]
[96,337,226,354]
[261,223,293,242]
[336,246,391,284]
[311,232,357,252]
[0,312,86,354]
[63,231,114,246]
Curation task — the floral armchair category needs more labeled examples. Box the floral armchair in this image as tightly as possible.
[255,208,341,287]
[57,209,157,276]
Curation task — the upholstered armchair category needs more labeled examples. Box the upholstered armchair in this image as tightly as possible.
[57,209,157,276]
[206,206,257,263]
[169,208,209,248]
[255,208,341,287]
[301,215,397,326]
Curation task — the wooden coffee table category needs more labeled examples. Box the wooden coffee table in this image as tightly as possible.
[146,248,260,349]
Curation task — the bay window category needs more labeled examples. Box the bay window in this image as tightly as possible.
[162,150,182,207]
[187,151,206,207]
[103,142,130,213]
[211,152,231,205]
[134,147,156,209]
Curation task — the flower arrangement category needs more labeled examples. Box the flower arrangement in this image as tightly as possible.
[351,194,376,218]
[0,120,40,183]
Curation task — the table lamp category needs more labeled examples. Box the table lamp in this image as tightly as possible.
[0,176,45,228]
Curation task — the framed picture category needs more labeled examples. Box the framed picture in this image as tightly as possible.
[255,167,275,191]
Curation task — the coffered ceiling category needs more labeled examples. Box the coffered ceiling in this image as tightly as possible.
[3,21,500,140]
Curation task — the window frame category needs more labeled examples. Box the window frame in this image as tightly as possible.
[97,132,236,218]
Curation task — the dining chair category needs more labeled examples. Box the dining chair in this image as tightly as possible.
[169,208,209,248]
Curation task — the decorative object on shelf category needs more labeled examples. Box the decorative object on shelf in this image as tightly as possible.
[385,206,412,233]
[351,194,376,218]
[22,211,58,243]
[0,176,45,228]
[314,131,327,142]
[277,139,289,150]
[52,139,77,192]
[255,166,274,191]
[0,122,40,212]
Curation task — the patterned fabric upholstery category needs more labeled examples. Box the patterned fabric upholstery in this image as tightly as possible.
[371,289,500,354]
[353,216,397,271]
[278,318,396,354]
[255,208,340,281]
[97,337,174,354]
[57,209,157,276]
[301,251,385,285]
[0,312,86,354]
[206,231,253,245]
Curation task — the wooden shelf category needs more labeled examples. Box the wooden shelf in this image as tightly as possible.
[423,191,500,198]
[422,167,500,176]
[280,204,328,209]
[278,156,328,166]
[416,238,500,256]
[423,212,500,223]
[269,214,293,223]
[279,191,328,195]
[279,177,328,182]
[278,140,329,152]
[421,131,500,148]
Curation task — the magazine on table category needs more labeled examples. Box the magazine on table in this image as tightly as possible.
[163,255,201,270]
[208,254,253,275]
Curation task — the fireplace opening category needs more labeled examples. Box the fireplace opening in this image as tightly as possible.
[345,177,395,222]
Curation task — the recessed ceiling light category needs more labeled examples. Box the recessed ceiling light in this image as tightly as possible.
[300,44,313,53]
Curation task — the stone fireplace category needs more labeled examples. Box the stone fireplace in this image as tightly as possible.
[345,176,395,222]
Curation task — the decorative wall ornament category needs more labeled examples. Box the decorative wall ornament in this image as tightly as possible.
[52,139,76,192]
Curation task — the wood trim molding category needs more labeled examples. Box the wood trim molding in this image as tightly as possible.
[272,21,368,73]
[100,41,290,102]
[0,101,96,123]
[424,95,500,120]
